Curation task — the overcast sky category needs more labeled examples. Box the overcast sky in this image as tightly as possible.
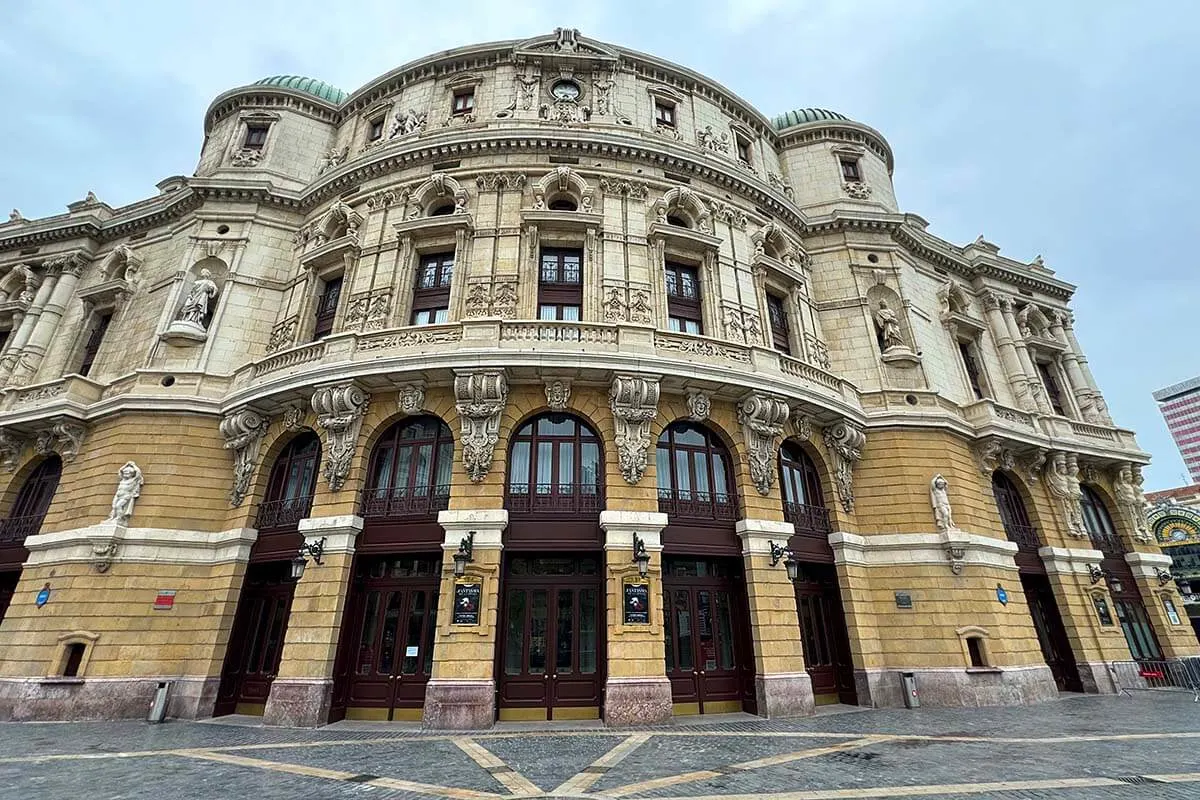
[1,1,1196,488]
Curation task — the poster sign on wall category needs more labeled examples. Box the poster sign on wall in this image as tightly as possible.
[453,582,481,625]
[623,582,649,624]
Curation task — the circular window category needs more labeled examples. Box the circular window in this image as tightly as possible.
[161,375,176,387]
[551,80,581,101]
[216,224,230,235]
[867,253,879,264]
[904,393,919,406]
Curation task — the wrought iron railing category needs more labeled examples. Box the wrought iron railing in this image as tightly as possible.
[1003,522,1042,551]
[0,514,46,545]
[783,502,832,535]
[254,496,314,531]
[507,484,603,515]
[657,489,738,522]
[359,485,450,520]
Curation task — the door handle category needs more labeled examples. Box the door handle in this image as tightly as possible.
[543,674,549,680]
[692,671,698,676]
[700,671,706,675]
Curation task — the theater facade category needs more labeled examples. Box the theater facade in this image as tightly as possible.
[0,29,1193,727]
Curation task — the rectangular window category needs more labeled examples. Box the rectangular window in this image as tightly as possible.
[654,100,676,128]
[766,293,790,353]
[958,340,985,399]
[452,90,475,116]
[736,136,752,165]
[665,262,702,335]
[1037,361,1067,416]
[244,125,269,150]
[840,157,861,182]
[966,637,986,668]
[312,275,342,340]
[411,307,449,325]
[79,312,112,377]
[368,117,385,141]
[538,247,583,320]
[411,251,454,325]
[0,328,10,354]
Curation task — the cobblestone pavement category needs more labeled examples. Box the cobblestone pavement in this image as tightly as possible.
[2,693,1199,799]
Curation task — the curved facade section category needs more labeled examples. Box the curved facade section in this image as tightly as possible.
[0,28,1193,726]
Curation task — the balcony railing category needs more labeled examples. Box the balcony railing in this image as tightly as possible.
[1003,522,1042,551]
[783,502,832,535]
[254,496,314,531]
[507,484,603,515]
[0,514,46,545]
[658,489,738,522]
[359,486,450,520]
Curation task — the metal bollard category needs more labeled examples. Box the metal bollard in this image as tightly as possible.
[147,681,171,723]
[901,672,920,708]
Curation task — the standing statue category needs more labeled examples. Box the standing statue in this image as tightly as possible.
[874,301,906,351]
[106,461,144,525]
[179,269,219,328]
[1114,464,1152,542]
[930,474,956,531]
[1044,453,1086,538]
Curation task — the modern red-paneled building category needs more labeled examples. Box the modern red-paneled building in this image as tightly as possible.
[1154,376,1200,484]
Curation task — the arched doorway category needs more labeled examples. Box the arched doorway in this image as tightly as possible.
[779,442,856,705]
[1082,485,1162,661]
[992,471,1082,691]
[332,416,451,721]
[0,455,62,624]
[657,421,755,716]
[215,431,320,716]
[497,413,605,721]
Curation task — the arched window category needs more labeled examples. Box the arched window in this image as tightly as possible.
[0,455,62,546]
[362,416,453,519]
[255,432,321,530]
[507,414,602,514]
[547,197,578,212]
[656,422,736,521]
[666,214,690,228]
[779,443,830,534]
[429,202,455,217]
[1081,485,1124,555]
[991,471,1040,550]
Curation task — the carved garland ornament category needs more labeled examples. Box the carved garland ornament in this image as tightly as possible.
[609,375,660,484]
[454,370,508,483]
[822,421,866,512]
[738,394,790,495]
[220,408,270,507]
[312,383,370,492]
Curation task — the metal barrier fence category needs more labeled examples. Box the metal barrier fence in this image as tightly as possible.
[1109,659,1200,701]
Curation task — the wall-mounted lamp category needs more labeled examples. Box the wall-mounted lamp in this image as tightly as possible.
[1087,563,1104,585]
[1106,572,1124,594]
[632,532,650,579]
[453,531,475,577]
[769,541,800,582]
[1155,566,1174,587]
[290,537,327,581]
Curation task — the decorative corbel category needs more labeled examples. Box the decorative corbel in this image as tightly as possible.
[397,382,426,416]
[822,420,866,512]
[220,408,270,507]
[33,418,87,462]
[789,408,813,442]
[685,389,711,421]
[0,428,27,471]
[454,370,508,483]
[311,383,370,491]
[609,375,660,484]
[544,378,572,411]
[972,437,1015,475]
[738,393,790,495]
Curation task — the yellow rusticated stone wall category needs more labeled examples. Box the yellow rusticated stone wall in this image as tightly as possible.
[429,546,502,680]
[271,551,354,681]
[604,548,665,679]
[742,552,806,674]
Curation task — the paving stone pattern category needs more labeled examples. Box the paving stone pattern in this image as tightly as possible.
[0,694,1198,799]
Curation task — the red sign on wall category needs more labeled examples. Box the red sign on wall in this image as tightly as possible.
[153,590,176,610]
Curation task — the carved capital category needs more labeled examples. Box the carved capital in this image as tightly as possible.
[45,253,88,279]
[312,383,370,492]
[822,420,866,512]
[609,375,661,484]
[738,393,790,495]
[454,370,508,483]
[220,407,270,507]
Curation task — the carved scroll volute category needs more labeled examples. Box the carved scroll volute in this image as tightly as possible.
[609,375,661,484]
[220,408,270,507]
[821,420,866,513]
[312,383,370,492]
[454,370,508,483]
[738,393,790,495]
[33,419,87,462]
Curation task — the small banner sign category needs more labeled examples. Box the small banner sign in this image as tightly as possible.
[153,590,176,610]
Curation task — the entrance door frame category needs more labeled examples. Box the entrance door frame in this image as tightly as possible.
[214,560,296,716]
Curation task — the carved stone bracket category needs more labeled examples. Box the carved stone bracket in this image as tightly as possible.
[610,375,660,484]
[972,437,1018,475]
[789,408,813,442]
[944,529,970,575]
[397,382,426,416]
[822,420,866,512]
[220,408,270,507]
[685,390,711,422]
[454,370,508,483]
[312,383,370,492]
[33,419,87,462]
[544,378,571,411]
[738,393,790,495]
[0,429,27,471]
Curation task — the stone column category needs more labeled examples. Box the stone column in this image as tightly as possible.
[1037,544,1115,694]
[23,255,85,375]
[1060,315,1113,424]
[0,272,57,381]
[1125,551,1200,660]
[599,510,672,725]
[999,296,1050,413]
[263,514,362,727]
[1048,314,1096,420]
[422,508,507,729]
[736,518,814,718]
[979,290,1031,411]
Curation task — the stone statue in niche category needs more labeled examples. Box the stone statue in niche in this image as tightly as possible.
[163,269,220,345]
[106,461,144,525]
[930,474,957,532]
[874,301,906,352]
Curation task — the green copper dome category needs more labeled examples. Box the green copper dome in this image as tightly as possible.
[771,108,850,131]
[253,75,348,104]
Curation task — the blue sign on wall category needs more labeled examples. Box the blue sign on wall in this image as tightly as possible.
[995,584,1008,606]
[35,583,51,608]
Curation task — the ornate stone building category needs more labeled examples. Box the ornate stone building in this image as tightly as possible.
[0,30,1193,726]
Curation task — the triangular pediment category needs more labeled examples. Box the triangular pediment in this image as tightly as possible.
[513,28,619,62]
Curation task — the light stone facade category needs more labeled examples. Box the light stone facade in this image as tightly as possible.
[0,30,1193,726]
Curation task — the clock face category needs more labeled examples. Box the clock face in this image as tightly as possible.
[552,80,581,101]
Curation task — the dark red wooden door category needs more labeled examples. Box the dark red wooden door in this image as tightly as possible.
[1021,574,1083,692]
[793,562,857,705]
[0,570,18,626]
[215,562,296,716]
